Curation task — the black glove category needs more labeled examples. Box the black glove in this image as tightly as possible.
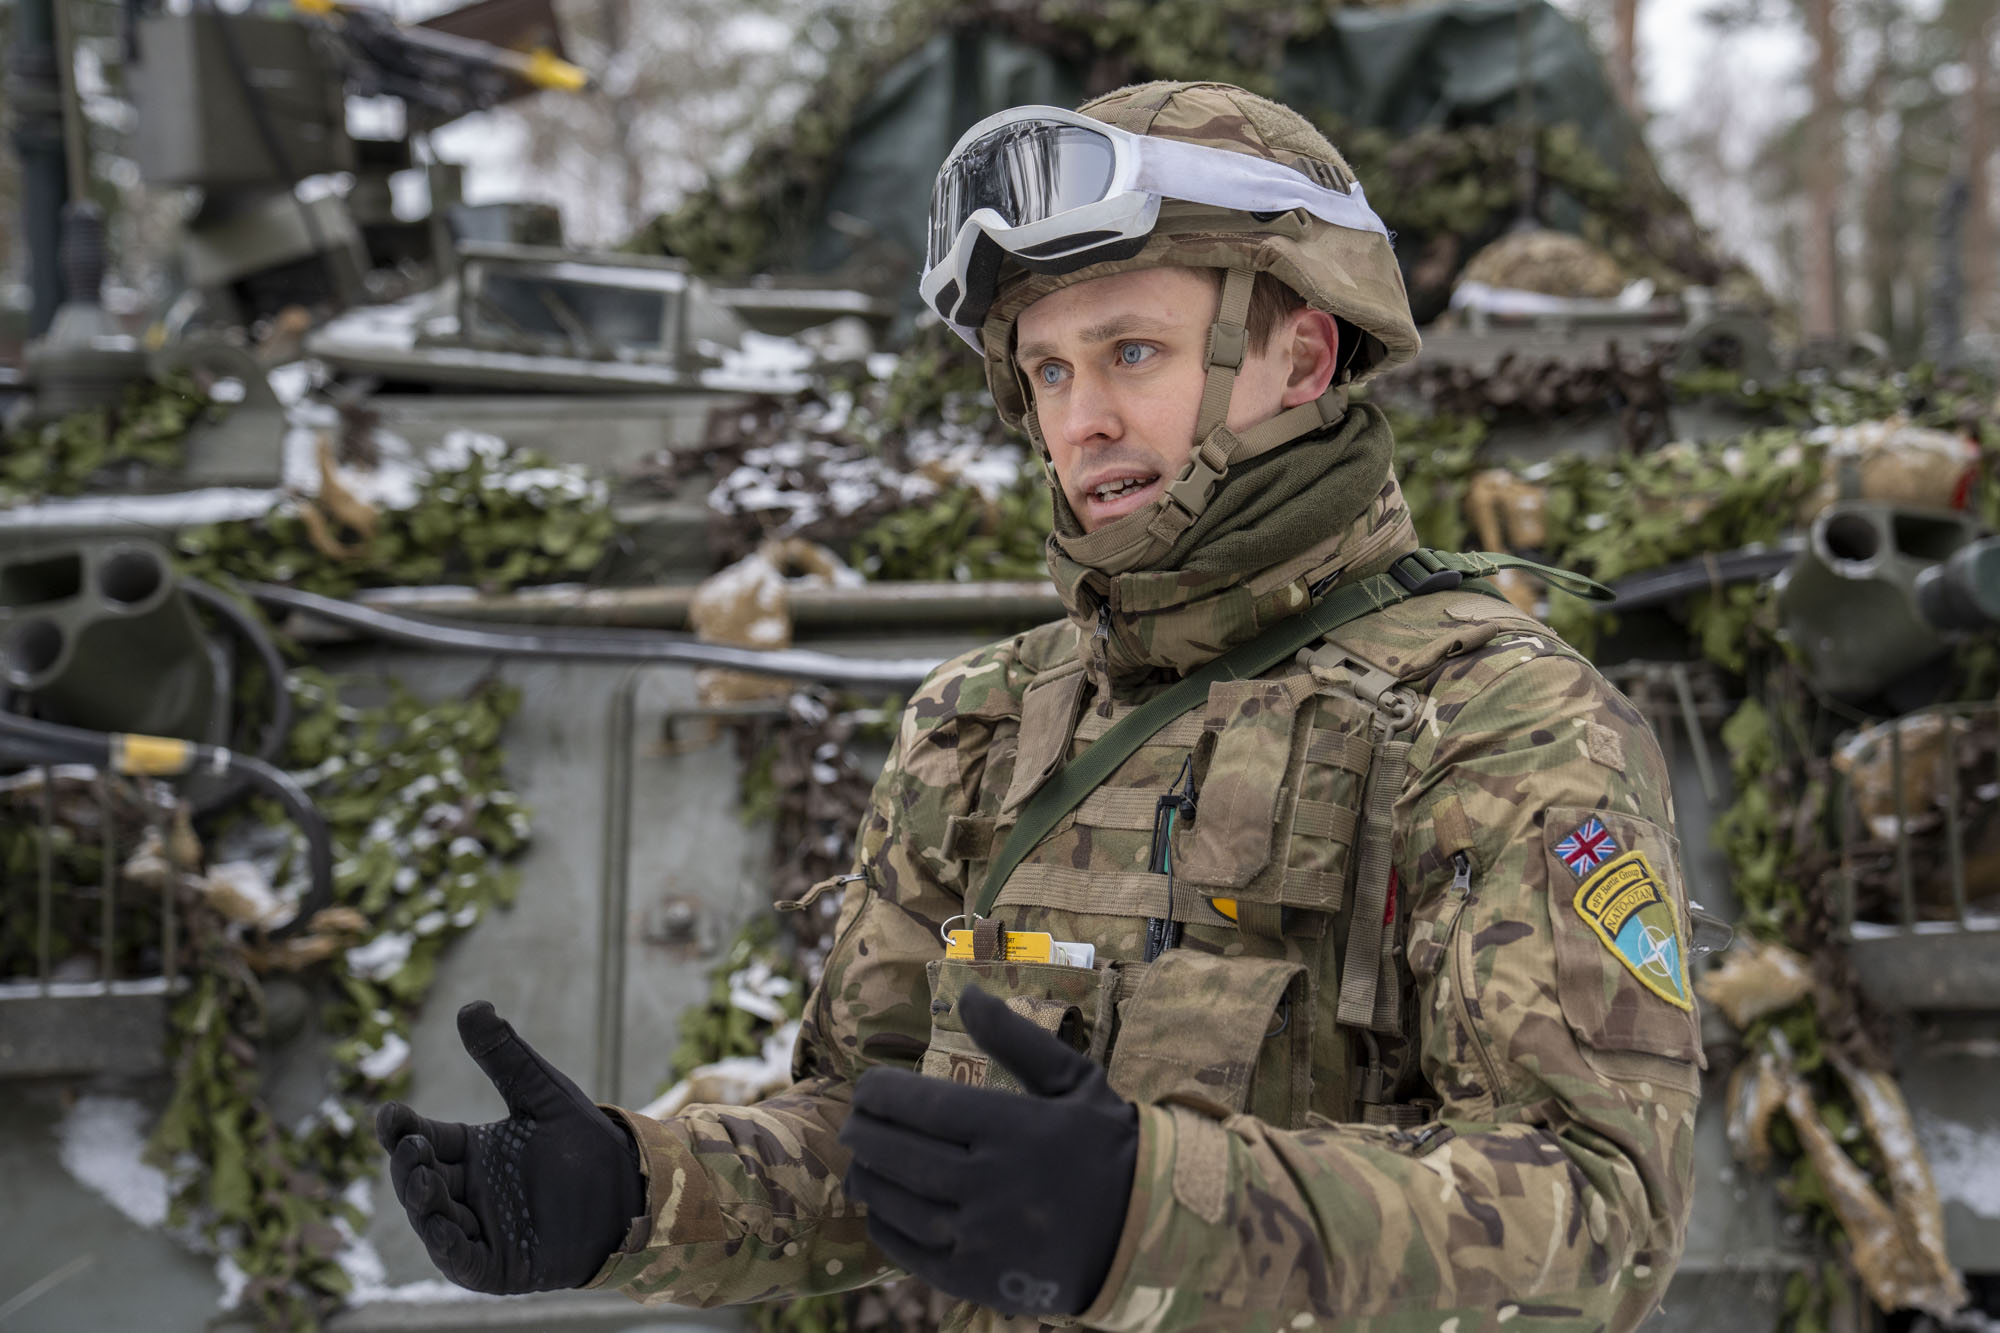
[374,1001,643,1294]
[839,985,1138,1318]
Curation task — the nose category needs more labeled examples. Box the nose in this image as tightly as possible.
[1054,365,1121,452]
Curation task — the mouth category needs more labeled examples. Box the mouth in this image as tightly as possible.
[1080,472,1162,524]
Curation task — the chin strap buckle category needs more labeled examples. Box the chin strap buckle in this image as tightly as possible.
[1390,550,1464,596]
[1154,434,1232,537]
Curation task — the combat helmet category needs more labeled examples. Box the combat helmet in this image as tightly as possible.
[919,80,1421,573]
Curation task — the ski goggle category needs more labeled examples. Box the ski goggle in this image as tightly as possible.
[919,105,1391,346]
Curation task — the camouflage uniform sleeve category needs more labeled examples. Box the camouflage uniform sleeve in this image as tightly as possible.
[1078,644,1702,1333]
[583,643,1021,1306]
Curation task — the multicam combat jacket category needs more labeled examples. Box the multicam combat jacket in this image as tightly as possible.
[589,476,1704,1332]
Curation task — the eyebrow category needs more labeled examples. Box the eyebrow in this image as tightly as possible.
[1014,315,1182,369]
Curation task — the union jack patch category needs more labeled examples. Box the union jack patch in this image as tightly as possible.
[1555,818,1618,877]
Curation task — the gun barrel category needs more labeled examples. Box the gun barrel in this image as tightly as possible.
[1915,537,2000,633]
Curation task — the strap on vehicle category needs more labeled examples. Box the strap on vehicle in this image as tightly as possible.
[971,550,1610,918]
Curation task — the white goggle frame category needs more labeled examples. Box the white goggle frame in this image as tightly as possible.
[919,104,1391,349]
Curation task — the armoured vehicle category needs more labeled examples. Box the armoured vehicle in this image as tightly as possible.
[4,1,1997,1330]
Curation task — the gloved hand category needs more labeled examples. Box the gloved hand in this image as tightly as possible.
[374,1001,643,1294]
[839,985,1138,1318]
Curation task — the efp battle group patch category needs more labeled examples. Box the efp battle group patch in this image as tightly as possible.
[1566,837,1692,1012]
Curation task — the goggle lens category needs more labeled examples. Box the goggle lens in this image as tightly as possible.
[927,122,1116,268]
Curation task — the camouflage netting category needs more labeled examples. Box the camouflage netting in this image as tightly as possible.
[627,0,1760,324]
[640,321,1050,582]
[1,650,531,1328]
[1458,228,1628,299]
[176,430,620,597]
[0,371,220,502]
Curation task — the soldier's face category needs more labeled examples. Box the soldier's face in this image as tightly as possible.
[1014,266,1335,533]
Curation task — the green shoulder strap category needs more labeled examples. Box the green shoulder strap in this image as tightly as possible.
[970,549,1608,918]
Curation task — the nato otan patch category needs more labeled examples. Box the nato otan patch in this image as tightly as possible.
[1571,850,1692,1010]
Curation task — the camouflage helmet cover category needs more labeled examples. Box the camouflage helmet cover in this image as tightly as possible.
[977,81,1422,430]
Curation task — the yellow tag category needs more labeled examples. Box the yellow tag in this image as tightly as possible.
[1208,896,1238,923]
[944,929,1053,963]
[117,733,192,776]
[1571,851,1692,1011]
[526,47,591,92]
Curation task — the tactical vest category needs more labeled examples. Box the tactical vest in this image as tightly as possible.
[917,586,1548,1132]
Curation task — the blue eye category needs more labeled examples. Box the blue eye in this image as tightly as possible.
[1119,343,1152,365]
[1039,363,1066,386]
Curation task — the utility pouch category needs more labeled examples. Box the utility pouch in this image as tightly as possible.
[1175,673,1319,898]
[1106,950,1313,1128]
[921,956,1119,1093]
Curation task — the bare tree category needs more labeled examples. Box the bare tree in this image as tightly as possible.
[1800,0,1843,340]
[1610,0,1641,119]
[474,0,847,247]
[1960,2,1995,336]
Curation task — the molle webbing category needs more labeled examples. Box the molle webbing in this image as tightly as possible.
[1338,727,1413,1033]
[973,549,1611,920]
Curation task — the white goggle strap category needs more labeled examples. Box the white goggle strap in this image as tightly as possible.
[1130,136,1390,239]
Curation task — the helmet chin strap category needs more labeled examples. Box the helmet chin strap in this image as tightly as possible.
[1033,265,1351,578]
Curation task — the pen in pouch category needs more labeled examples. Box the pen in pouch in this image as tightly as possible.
[1145,756,1196,961]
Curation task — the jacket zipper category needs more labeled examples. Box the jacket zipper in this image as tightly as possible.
[810,867,877,1041]
[1445,852,1508,1110]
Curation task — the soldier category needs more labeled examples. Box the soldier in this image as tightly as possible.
[378,81,1704,1331]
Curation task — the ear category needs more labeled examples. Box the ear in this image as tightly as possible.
[1279,308,1341,409]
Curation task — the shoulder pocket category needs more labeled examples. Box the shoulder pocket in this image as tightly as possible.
[1543,806,1705,1068]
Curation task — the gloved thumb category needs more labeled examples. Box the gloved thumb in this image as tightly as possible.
[456,1000,587,1120]
[960,985,1096,1098]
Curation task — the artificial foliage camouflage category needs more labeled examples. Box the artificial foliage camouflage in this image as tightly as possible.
[628,1,1753,332]
[653,323,1047,580]
[0,639,533,1330]
[1333,121,1730,322]
[1705,680,1993,1329]
[174,434,619,597]
[626,0,1335,279]
[1377,342,1678,450]
[0,370,220,501]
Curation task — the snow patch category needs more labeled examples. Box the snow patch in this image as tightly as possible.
[727,960,796,1024]
[205,859,298,929]
[640,1019,801,1119]
[57,1095,170,1228]
[712,331,815,383]
[0,488,283,528]
[346,932,414,982]
[216,1254,249,1309]
[1914,1113,2000,1219]
[355,1032,412,1082]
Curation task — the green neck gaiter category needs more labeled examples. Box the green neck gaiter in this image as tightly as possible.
[1167,400,1393,578]
[1047,402,1411,682]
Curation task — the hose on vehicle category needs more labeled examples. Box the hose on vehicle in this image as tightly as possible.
[0,707,334,936]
